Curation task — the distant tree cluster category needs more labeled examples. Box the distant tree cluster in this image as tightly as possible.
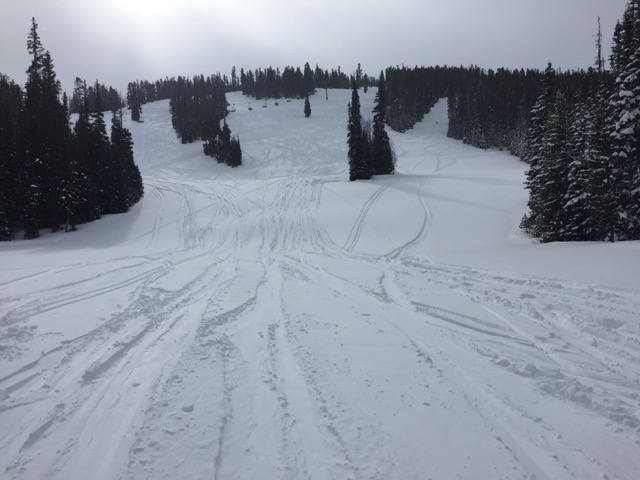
[169,74,242,167]
[238,63,366,100]
[204,122,242,168]
[0,19,143,240]
[383,66,454,132]
[447,67,592,156]
[447,68,540,156]
[124,78,187,122]
[347,73,395,181]
[69,78,124,114]
[521,3,640,242]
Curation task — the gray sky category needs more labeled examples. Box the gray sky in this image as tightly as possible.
[0,0,630,94]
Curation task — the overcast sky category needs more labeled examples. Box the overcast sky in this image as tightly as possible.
[0,0,630,94]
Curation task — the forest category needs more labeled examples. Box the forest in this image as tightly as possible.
[2,1,640,242]
[0,19,143,240]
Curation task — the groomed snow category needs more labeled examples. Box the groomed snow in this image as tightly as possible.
[1,89,639,480]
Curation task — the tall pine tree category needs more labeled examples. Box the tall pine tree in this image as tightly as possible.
[521,63,556,237]
[371,71,394,175]
[610,0,640,239]
[347,79,370,181]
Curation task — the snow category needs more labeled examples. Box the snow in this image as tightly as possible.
[1,89,640,480]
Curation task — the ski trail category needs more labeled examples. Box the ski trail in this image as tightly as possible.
[343,184,388,252]
[384,177,433,262]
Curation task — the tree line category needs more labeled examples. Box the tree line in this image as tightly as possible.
[169,75,242,168]
[69,78,124,114]
[236,63,372,100]
[0,19,143,241]
[521,2,640,242]
[446,66,596,157]
[123,75,242,168]
[381,2,639,242]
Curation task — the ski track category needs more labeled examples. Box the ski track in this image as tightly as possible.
[1,92,639,480]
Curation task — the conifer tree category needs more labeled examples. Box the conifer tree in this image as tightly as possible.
[534,91,572,242]
[521,63,556,237]
[304,95,311,117]
[563,100,592,241]
[0,19,144,239]
[609,0,640,239]
[127,81,142,122]
[585,82,616,241]
[347,79,370,181]
[0,75,22,240]
[371,71,394,175]
[111,108,143,211]
[21,18,71,236]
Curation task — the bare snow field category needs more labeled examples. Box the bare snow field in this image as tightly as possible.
[1,89,639,480]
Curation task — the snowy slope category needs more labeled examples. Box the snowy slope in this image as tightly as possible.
[1,89,639,480]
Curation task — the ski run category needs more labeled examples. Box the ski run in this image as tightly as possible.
[1,88,639,480]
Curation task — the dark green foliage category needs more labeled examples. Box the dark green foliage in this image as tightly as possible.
[0,74,22,240]
[203,122,242,168]
[385,66,444,132]
[346,76,396,181]
[166,74,241,168]
[609,0,640,239]
[127,81,143,122]
[304,95,311,117]
[520,1,640,242]
[239,63,351,101]
[170,75,225,144]
[0,19,144,240]
[371,71,394,175]
[347,80,371,181]
[527,91,573,242]
[21,19,69,236]
[70,77,123,114]
[110,109,144,211]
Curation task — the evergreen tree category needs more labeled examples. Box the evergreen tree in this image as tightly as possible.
[585,81,616,241]
[0,19,144,239]
[127,81,142,122]
[347,79,370,181]
[521,63,556,237]
[0,75,22,240]
[531,91,572,242]
[20,18,72,236]
[371,71,394,175]
[609,0,640,239]
[563,99,592,240]
[111,108,144,209]
[304,95,311,117]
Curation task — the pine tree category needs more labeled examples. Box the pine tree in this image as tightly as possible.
[304,95,311,117]
[0,75,22,240]
[563,99,592,240]
[534,91,572,242]
[127,81,142,122]
[609,0,640,239]
[585,82,616,241]
[20,18,71,236]
[371,71,394,175]
[521,63,556,237]
[347,79,370,181]
[111,108,143,211]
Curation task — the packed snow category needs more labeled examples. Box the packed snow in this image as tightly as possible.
[1,89,639,480]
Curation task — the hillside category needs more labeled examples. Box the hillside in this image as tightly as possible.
[1,89,639,480]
